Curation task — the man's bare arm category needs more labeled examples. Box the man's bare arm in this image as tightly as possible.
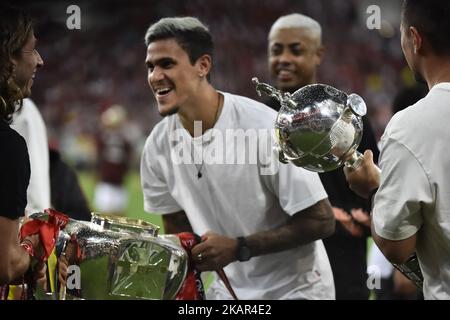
[0,216,30,285]
[162,210,194,234]
[246,198,335,257]
[191,199,335,271]
[371,223,417,264]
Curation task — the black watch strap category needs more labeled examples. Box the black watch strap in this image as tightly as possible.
[236,236,251,262]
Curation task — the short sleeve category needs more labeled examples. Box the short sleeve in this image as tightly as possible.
[0,132,30,219]
[140,138,182,215]
[372,138,430,240]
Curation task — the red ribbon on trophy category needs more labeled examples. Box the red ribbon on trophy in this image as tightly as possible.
[175,232,206,300]
[19,208,69,261]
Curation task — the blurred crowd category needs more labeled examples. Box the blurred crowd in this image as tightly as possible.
[20,0,411,169]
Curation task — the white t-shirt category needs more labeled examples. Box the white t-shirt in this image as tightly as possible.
[12,98,51,215]
[372,83,450,300]
[141,92,334,300]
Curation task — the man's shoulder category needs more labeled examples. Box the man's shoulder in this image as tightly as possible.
[226,92,276,113]
[1,124,26,145]
[385,98,427,138]
[144,116,174,151]
[224,92,277,128]
[0,126,28,162]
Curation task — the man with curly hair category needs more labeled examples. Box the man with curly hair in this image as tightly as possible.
[0,4,45,294]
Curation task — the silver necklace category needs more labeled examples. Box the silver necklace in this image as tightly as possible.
[193,92,222,179]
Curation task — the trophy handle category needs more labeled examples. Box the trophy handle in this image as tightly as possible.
[252,77,283,100]
[344,150,364,170]
[252,77,297,109]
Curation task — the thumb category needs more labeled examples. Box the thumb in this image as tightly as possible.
[363,150,373,163]
[201,231,214,241]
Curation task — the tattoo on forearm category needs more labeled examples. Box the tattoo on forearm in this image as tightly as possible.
[246,199,335,257]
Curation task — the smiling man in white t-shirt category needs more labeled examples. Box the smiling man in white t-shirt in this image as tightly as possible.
[140,16,336,300]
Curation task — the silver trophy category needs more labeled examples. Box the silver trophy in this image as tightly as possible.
[252,77,366,172]
[31,212,188,300]
[252,78,424,290]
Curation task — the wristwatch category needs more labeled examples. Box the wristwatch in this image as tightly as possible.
[236,236,251,262]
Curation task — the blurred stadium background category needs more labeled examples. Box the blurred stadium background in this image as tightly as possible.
[9,0,413,231]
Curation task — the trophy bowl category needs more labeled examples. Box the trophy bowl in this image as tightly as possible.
[252,78,367,172]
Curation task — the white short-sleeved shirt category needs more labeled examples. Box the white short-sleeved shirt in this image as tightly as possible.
[141,92,334,300]
[12,98,51,215]
[373,83,450,299]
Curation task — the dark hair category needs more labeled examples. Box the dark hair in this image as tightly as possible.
[392,83,428,114]
[144,17,214,66]
[0,4,33,123]
[402,0,450,55]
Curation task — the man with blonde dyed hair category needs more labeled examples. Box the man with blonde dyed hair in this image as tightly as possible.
[266,13,380,299]
[268,13,324,97]
[269,13,322,41]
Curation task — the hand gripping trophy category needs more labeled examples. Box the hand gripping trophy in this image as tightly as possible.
[252,78,424,290]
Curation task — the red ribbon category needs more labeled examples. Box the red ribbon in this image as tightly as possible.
[175,232,205,300]
[19,209,69,262]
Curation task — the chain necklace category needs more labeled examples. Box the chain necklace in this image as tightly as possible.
[193,92,222,179]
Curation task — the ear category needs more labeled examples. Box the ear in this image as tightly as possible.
[315,45,325,66]
[196,54,212,78]
[10,57,18,67]
[9,58,18,76]
[410,27,422,54]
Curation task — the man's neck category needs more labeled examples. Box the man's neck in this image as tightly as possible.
[422,55,450,89]
[178,85,222,137]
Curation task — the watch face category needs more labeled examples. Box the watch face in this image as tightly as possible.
[236,237,251,262]
[239,246,251,262]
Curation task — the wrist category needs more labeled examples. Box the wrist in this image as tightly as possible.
[235,236,251,262]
